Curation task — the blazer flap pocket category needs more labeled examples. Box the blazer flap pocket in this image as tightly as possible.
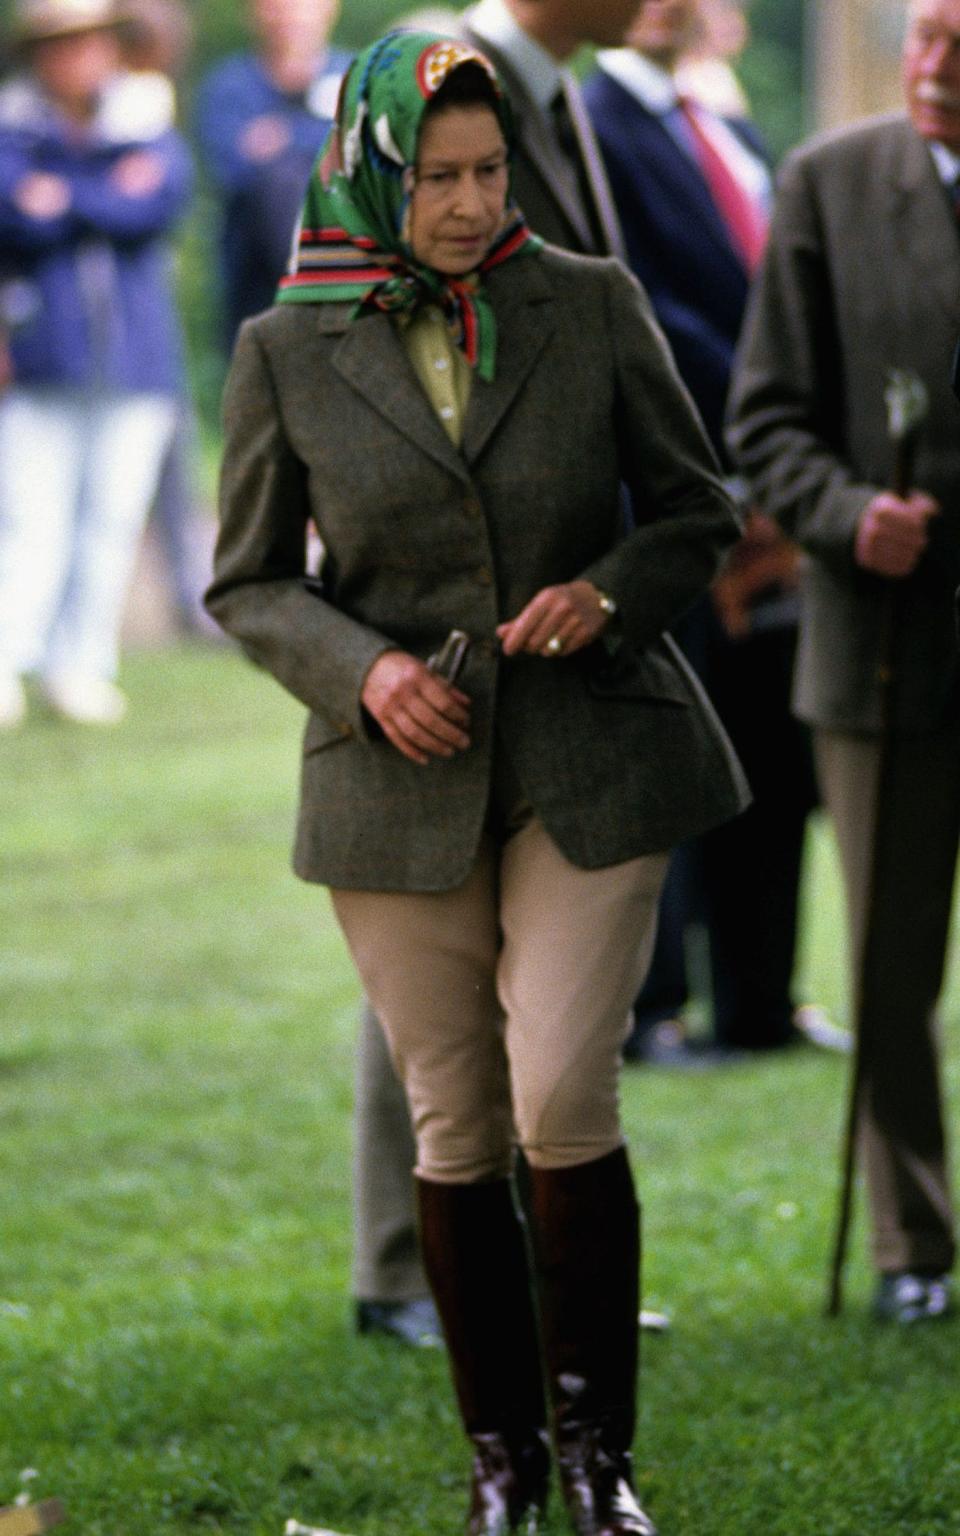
[587,645,692,706]
[303,711,354,755]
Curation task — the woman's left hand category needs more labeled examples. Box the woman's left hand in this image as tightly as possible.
[496,580,611,659]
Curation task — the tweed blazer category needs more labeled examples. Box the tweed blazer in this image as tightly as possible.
[728,115,960,734]
[208,246,748,892]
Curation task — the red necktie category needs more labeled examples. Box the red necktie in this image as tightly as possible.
[678,99,767,274]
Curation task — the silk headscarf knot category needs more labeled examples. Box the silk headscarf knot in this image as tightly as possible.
[276,30,541,381]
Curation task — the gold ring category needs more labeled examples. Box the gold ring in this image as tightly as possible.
[545,635,564,656]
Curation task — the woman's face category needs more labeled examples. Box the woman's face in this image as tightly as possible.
[31,28,121,115]
[409,103,509,276]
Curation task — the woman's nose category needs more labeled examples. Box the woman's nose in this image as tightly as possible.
[452,172,486,216]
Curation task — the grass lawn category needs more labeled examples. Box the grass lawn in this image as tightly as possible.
[2,643,958,1536]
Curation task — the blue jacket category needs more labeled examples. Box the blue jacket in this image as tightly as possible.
[583,66,766,457]
[194,50,350,342]
[0,74,193,394]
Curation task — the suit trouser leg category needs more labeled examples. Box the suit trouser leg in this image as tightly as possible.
[815,726,959,1274]
[352,997,428,1303]
[702,625,816,1048]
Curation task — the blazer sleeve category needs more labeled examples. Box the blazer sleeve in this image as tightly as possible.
[725,149,878,570]
[579,260,741,649]
[205,323,393,733]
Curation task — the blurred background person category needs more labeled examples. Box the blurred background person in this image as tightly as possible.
[460,0,632,258]
[195,0,349,349]
[0,0,193,728]
[114,0,217,637]
[585,0,841,1066]
[675,0,751,116]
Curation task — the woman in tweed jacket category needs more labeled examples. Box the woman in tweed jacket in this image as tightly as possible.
[208,31,746,1536]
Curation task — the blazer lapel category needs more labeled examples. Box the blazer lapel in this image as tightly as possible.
[329,308,471,485]
[517,99,597,252]
[561,74,627,260]
[461,259,556,465]
[889,122,960,325]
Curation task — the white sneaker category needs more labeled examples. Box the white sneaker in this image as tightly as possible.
[41,672,127,725]
[0,672,27,729]
[793,1004,852,1054]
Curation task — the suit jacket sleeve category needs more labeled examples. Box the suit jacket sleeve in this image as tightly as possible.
[580,260,741,646]
[206,323,393,733]
[726,149,879,571]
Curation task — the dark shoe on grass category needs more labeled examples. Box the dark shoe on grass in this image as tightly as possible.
[629,1019,743,1071]
[792,1005,851,1054]
[355,1296,443,1347]
[872,1271,951,1325]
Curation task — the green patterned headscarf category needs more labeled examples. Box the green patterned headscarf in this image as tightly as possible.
[276,30,540,381]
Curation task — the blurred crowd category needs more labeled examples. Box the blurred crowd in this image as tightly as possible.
[0,0,758,730]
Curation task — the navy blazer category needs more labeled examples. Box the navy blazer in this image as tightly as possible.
[584,68,763,454]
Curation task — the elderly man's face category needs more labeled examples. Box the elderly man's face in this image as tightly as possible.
[627,0,699,65]
[904,0,960,150]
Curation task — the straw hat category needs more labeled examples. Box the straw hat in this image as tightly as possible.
[12,0,127,45]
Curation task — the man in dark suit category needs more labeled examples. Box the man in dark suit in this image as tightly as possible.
[350,0,645,1347]
[585,0,824,1063]
[460,0,637,258]
[729,0,960,1323]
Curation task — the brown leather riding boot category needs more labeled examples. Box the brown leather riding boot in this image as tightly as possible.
[527,1148,658,1536]
[417,1176,550,1535]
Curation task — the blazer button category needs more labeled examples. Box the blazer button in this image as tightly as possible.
[475,566,493,587]
[336,722,353,738]
[463,497,482,517]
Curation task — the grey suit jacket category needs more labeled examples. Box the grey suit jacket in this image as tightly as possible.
[460,16,625,258]
[728,114,960,734]
[208,247,747,891]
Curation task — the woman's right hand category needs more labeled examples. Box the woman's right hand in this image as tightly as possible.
[361,650,471,766]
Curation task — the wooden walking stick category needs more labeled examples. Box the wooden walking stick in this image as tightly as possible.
[825,369,930,1317]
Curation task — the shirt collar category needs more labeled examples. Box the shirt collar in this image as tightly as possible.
[468,0,564,111]
[929,139,960,186]
[595,48,679,115]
